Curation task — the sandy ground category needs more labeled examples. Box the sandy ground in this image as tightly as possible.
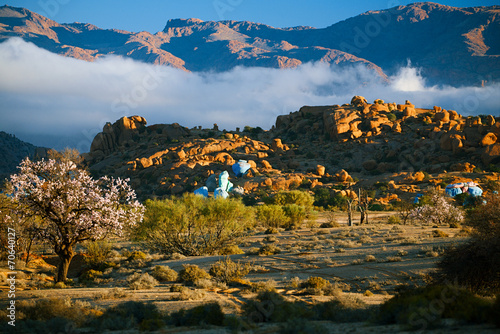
[1,211,498,333]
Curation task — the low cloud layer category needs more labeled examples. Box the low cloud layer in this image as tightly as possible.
[0,38,499,152]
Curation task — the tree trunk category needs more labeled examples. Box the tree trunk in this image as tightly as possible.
[24,237,34,266]
[347,201,354,227]
[56,245,75,282]
[360,211,365,225]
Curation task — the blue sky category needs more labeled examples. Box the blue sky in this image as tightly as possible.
[4,0,500,32]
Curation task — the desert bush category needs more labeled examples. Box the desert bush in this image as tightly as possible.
[285,277,302,289]
[258,244,281,256]
[265,227,279,234]
[127,272,158,290]
[388,215,401,224]
[437,194,500,294]
[274,190,314,209]
[300,276,341,296]
[279,318,328,334]
[140,194,254,256]
[251,279,278,292]
[365,255,377,262]
[282,204,306,230]
[6,317,75,334]
[264,235,278,243]
[84,240,114,270]
[351,259,363,265]
[313,188,348,210]
[243,290,313,323]
[438,238,500,293]
[256,204,289,228]
[151,265,178,282]
[209,257,252,284]
[397,250,409,257]
[127,250,147,261]
[17,297,101,328]
[219,244,245,255]
[432,229,449,238]
[172,287,207,301]
[301,276,329,290]
[313,295,369,322]
[179,264,211,284]
[377,285,496,330]
[169,302,224,327]
[94,287,129,300]
[91,301,163,331]
[358,235,373,244]
[79,269,103,285]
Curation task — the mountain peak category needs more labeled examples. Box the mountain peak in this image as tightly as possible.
[1,4,499,85]
[164,18,204,29]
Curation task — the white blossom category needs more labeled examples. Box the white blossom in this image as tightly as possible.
[9,158,144,246]
[410,193,464,226]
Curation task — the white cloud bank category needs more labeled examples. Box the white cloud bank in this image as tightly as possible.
[0,38,499,152]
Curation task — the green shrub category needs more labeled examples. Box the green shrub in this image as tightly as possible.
[274,190,314,209]
[283,204,306,230]
[127,251,147,261]
[169,302,225,327]
[79,269,103,284]
[141,194,254,256]
[151,265,178,282]
[178,264,211,284]
[388,215,401,224]
[84,240,114,270]
[256,204,289,228]
[209,257,252,284]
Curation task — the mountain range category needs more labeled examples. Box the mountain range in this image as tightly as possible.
[1,2,499,86]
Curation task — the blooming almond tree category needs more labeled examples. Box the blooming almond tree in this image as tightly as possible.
[410,192,464,226]
[9,158,144,282]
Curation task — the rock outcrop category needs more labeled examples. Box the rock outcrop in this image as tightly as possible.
[83,97,500,201]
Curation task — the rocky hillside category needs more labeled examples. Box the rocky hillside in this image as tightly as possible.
[1,3,499,85]
[0,132,48,181]
[83,97,500,202]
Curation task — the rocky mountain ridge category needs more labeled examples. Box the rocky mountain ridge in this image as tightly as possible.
[1,2,499,85]
[83,97,500,202]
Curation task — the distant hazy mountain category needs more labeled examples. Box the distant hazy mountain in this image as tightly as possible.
[0,132,48,181]
[0,2,499,85]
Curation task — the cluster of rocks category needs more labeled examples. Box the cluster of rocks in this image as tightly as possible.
[273,96,500,174]
[83,97,500,201]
